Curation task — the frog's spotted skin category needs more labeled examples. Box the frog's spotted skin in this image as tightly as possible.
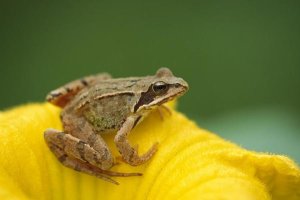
[44,68,188,184]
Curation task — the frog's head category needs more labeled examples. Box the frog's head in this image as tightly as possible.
[134,68,189,113]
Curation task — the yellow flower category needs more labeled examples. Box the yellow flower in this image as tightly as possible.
[0,103,299,200]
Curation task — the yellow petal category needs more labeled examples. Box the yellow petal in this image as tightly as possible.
[0,103,299,200]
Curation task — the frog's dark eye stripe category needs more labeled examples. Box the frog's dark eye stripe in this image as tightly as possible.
[134,87,154,112]
[134,82,169,112]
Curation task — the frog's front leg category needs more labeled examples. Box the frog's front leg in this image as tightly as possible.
[44,129,141,184]
[114,115,158,166]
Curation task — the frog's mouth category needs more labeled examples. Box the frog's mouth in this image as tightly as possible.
[155,89,187,106]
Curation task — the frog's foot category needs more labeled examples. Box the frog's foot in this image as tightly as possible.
[115,116,159,166]
[44,128,141,184]
[157,105,172,120]
[115,143,157,165]
[100,168,142,177]
[47,143,141,185]
[126,143,158,166]
[115,144,158,166]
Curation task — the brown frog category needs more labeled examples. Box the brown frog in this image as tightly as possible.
[44,68,188,184]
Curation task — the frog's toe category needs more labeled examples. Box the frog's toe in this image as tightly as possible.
[127,142,158,166]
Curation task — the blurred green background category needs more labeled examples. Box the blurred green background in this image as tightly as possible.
[1,1,299,163]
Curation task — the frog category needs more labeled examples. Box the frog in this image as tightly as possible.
[44,68,188,184]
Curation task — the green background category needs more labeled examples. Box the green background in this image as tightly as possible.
[1,1,299,163]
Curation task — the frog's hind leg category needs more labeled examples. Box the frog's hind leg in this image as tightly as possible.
[46,73,111,107]
[46,139,119,184]
[44,128,141,184]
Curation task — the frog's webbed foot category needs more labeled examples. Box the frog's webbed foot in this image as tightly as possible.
[44,128,141,184]
[114,116,158,166]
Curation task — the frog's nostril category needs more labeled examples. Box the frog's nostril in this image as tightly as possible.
[174,83,181,88]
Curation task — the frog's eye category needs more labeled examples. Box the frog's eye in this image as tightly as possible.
[152,81,169,94]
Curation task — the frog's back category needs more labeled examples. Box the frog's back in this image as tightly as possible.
[63,78,142,133]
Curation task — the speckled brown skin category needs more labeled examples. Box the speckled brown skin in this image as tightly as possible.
[44,68,188,184]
